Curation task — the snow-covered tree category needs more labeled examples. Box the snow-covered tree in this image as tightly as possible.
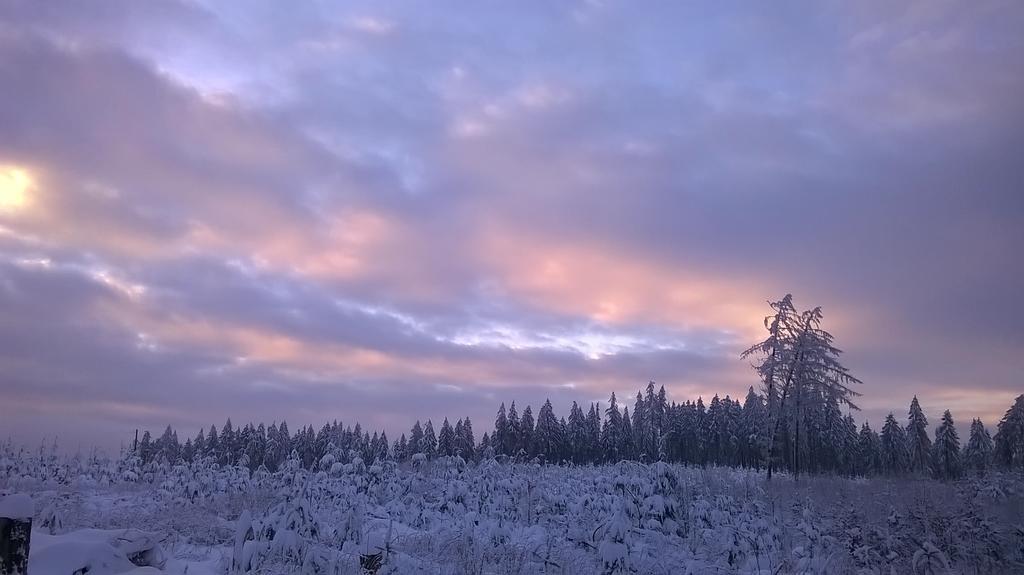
[880,413,908,475]
[421,420,437,458]
[519,405,535,457]
[395,433,409,461]
[742,295,862,477]
[479,432,492,459]
[156,425,179,463]
[740,387,766,469]
[994,394,1024,470]
[207,425,220,463]
[493,403,509,456]
[586,403,602,463]
[614,405,630,458]
[857,422,882,476]
[602,393,624,462]
[276,421,290,456]
[437,418,455,457]
[138,430,153,464]
[632,391,649,459]
[963,418,993,476]
[221,419,236,466]
[906,396,932,476]
[567,401,588,464]
[456,417,475,459]
[410,421,424,456]
[704,395,723,465]
[507,402,521,456]
[932,410,961,480]
[534,399,560,461]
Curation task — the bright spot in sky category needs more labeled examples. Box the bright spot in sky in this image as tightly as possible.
[0,166,32,213]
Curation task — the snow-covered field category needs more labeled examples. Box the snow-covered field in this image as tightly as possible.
[2,449,1023,574]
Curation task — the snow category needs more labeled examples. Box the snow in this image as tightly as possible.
[2,446,1023,574]
[30,529,165,575]
[0,492,32,518]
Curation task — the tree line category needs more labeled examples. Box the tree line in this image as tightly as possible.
[130,295,1024,479]
[132,385,1023,480]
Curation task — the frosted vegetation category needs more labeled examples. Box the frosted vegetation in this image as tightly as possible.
[2,446,1024,574]
[3,295,1023,573]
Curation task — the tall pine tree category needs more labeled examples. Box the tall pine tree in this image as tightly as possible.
[994,394,1024,470]
[906,396,932,475]
[932,410,961,480]
[963,418,993,476]
[880,413,908,475]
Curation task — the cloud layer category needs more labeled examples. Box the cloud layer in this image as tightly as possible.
[1,0,1022,448]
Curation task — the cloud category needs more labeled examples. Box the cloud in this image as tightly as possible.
[1,0,1022,448]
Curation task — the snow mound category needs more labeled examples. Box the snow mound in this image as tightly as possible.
[31,528,166,575]
[0,493,33,519]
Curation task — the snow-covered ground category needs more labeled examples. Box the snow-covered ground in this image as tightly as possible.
[2,449,1022,574]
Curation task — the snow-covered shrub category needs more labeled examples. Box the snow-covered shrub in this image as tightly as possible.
[912,541,950,574]
[38,500,64,534]
[597,503,633,572]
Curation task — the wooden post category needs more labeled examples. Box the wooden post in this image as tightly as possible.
[0,494,32,575]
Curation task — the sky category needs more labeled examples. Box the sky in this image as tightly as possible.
[1,0,1022,451]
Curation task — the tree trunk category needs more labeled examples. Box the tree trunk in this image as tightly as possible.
[794,385,801,478]
[0,517,31,575]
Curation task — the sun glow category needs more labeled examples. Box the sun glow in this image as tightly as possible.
[0,166,33,213]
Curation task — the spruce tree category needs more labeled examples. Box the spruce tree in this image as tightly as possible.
[857,422,882,475]
[963,418,993,476]
[586,403,602,464]
[493,404,509,456]
[705,396,723,465]
[641,382,663,459]
[377,431,390,462]
[655,385,668,435]
[422,420,437,458]
[994,394,1024,470]
[534,399,560,461]
[741,387,766,469]
[139,430,153,464]
[633,391,649,459]
[479,432,492,459]
[602,393,623,462]
[264,430,281,471]
[558,417,569,462]
[458,417,476,459]
[834,413,858,475]
[508,402,522,457]
[453,419,463,451]
[906,396,932,475]
[620,406,634,460]
[880,413,908,475]
[207,425,219,462]
[194,427,206,458]
[932,410,961,479]
[695,398,707,465]
[277,421,290,454]
[157,425,178,463]
[221,419,236,466]
[410,421,424,455]
[520,405,535,457]
[438,418,455,457]
[567,401,588,464]
[396,434,409,461]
